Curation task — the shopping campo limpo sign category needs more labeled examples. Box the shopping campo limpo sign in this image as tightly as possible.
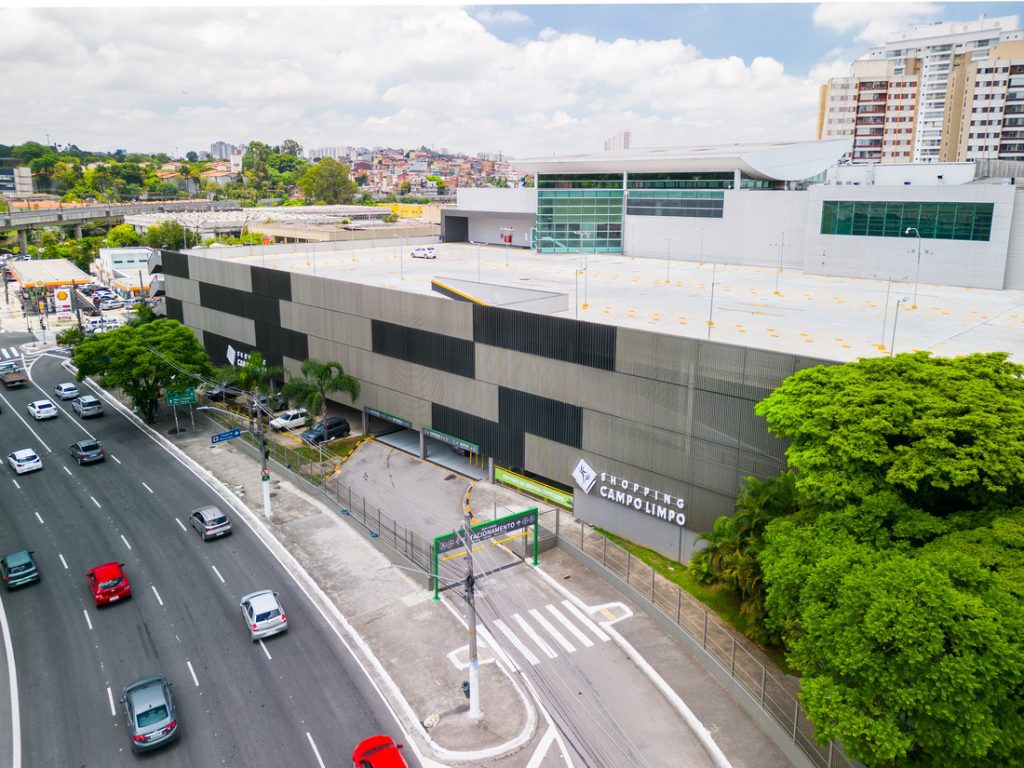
[572,459,686,526]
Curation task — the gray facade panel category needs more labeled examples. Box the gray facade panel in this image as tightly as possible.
[181,302,257,347]
[279,301,373,350]
[190,255,252,292]
[165,274,201,305]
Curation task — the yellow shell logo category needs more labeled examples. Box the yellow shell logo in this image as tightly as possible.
[56,290,69,300]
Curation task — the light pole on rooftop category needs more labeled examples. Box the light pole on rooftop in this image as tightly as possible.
[903,227,930,309]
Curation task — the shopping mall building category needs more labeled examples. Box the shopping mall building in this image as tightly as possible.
[154,139,1024,563]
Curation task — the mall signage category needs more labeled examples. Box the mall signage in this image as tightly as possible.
[572,458,686,527]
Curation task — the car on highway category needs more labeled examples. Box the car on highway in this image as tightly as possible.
[352,734,409,768]
[189,506,232,541]
[239,589,288,641]
[120,675,179,753]
[53,382,79,400]
[7,449,42,475]
[301,416,351,445]
[27,399,59,420]
[410,245,437,259]
[72,395,104,418]
[69,439,105,465]
[87,562,132,606]
[269,408,309,431]
[1,550,40,589]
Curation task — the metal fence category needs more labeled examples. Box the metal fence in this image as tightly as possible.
[198,406,856,768]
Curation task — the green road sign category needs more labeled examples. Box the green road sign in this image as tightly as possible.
[166,387,196,406]
[495,467,573,509]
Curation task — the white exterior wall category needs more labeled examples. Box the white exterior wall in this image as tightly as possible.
[98,247,154,272]
[826,162,978,186]
[805,184,1015,289]
[457,187,537,213]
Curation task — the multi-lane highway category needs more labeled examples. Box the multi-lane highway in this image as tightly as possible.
[0,343,411,766]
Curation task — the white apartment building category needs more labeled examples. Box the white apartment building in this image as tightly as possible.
[210,141,236,160]
[307,146,351,161]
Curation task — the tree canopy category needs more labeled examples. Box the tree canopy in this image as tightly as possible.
[298,157,357,204]
[106,223,142,248]
[746,352,1024,768]
[72,319,213,422]
[144,221,197,250]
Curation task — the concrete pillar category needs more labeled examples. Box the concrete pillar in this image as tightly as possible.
[361,409,368,437]
[733,169,741,190]
[74,224,83,239]
[419,429,426,460]
[18,230,28,255]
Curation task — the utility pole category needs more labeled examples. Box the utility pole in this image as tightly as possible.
[461,511,481,718]
[255,387,272,519]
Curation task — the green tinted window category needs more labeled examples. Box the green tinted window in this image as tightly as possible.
[536,189,624,252]
[820,201,993,241]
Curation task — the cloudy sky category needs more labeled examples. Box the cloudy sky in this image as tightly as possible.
[3,2,1023,159]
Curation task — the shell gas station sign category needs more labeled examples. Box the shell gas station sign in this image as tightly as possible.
[52,287,73,320]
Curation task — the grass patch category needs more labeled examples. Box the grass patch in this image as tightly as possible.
[596,528,792,673]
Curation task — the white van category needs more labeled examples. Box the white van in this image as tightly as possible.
[410,246,438,259]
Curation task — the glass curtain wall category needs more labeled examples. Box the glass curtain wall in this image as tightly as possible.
[537,174,624,253]
[820,200,994,241]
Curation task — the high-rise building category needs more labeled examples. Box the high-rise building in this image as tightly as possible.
[210,141,236,161]
[818,14,1024,163]
[604,130,632,151]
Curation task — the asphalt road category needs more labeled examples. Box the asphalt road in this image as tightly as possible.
[0,347,411,767]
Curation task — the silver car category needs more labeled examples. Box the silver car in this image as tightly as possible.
[72,395,104,418]
[189,506,232,541]
[239,589,288,641]
[121,675,179,752]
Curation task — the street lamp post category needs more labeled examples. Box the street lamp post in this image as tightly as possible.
[459,511,482,719]
[771,231,786,295]
[873,272,908,349]
[890,297,910,356]
[665,237,673,282]
[706,263,719,340]
[198,403,272,519]
[905,226,923,309]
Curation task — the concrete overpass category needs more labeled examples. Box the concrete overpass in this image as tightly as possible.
[1,200,241,252]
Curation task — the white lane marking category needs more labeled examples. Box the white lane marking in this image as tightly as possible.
[120,534,132,551]
[62,466,72,476]
[0,575,22,768]
[151,586,163,606]
[111,455,121,464]
[83,610,93,630]
[59,554,68,570]
[547,603,594,648]
[307,732,327,768]
[561,599,611,642]
[90,496,101,508]
[141,481,153,494]
[526,725,558,768]
[513,613,557,659]
[529,608,575,653]
[211,565,225,584]
[33,512,44,525]
[494,619,540,666]
[259,639,272,660]
[11,480,19,490]
[0,348,8,359]
[106,686,116,717]
[175,518,187,532]
[186,660,199,687]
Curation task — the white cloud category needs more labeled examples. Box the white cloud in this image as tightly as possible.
[812,2,942,44]
[475,9,532,26]
[0,7,830,158]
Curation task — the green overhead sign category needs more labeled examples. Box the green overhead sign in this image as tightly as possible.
[495,467,573,509]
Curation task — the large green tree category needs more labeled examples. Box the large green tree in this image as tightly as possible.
[144,221,197,250]
[106,223,142,248]
[753,352,1024,768]
[298,157,356,204]
[73,319,213,423]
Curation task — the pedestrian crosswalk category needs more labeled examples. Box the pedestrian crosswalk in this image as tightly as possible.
[0,347,21,360]
[491,600,611,665]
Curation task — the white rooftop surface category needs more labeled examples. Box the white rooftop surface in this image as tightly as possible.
[204,242,1024,365]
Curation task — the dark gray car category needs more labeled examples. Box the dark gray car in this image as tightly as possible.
[69,439,105,465]
[1,550,39,589]
[121,675,179,752]
[300,416,350,445]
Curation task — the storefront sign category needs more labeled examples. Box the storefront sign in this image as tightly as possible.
[366,406,412,429]
[572,458,686,526]
[495,467,574,509]
[424,427,478,454]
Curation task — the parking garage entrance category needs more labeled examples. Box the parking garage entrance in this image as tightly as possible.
[365,407,486,480]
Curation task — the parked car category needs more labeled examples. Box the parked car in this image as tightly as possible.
[205,384,235,402]
[7,449,42,475]
[53,382,79,400]
[27,399,58,420]
[72,395,104,418]
[120,675,179,753]
[301,416,351,445]
[87,562,132,606]
[352,735,409,768]
[410,245,438,259]
[239,589,288,641]
[98,298,125,310]
[269,408,309,431]
[255,393,287,412]
[69,439,105,465]
[1,550,40,589]
[189,506,232,541]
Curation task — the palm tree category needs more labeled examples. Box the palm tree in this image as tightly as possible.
[280,358,360,462]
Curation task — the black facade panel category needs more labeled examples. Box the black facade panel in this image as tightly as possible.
[499,386,582,448]
[250,266,292,300]
[164,297,184,323]
[473,306,616,371]
[254,321,308,368]
[161,250,190,279]
[199,282,280,326]
[432,403,524,468]
[371,320,474,378]
[202,331,252,368]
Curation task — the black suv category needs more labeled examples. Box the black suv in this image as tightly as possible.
[301,416,351,445]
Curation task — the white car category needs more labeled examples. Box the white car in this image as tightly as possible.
[7,449,42,475]
[239,590,288,641]
[54,382,79,400]
[27,399,58,420]
[98,298,125,310]
[269,408,309,431]
[410,245,437,259]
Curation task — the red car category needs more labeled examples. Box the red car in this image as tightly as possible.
[87,562,132,606]
[352,735,408,768]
